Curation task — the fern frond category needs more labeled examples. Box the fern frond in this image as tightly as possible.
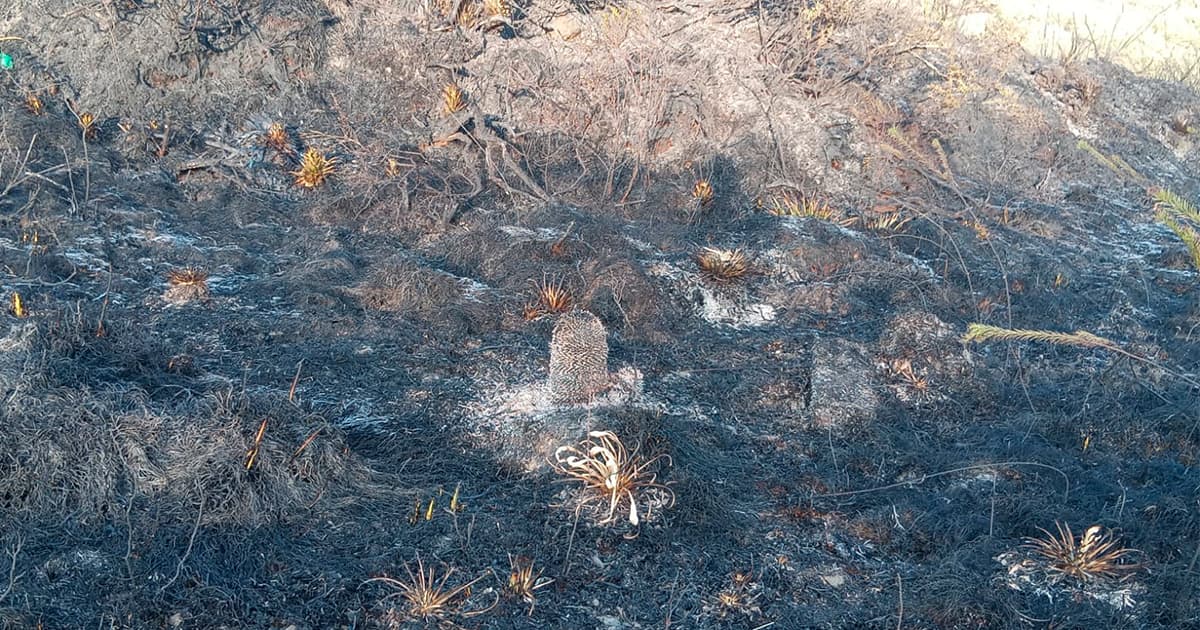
[1156,208,1200,272]
[962,324,1117,350]
[1152,188,1200,225]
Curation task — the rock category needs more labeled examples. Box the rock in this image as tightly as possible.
[807,338,879,430]
[547,14,583,41]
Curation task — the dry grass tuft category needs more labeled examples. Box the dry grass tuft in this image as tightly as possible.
[165,266,210,303]
[168,266,209,288]
[552,430,674,528]
[1025,522,1141,583]
[692,179,714,206]
[768,192,847,223]
[523,275,572,320]
[367,557,495,622]
[291,148,336,189]
[859,207,912,232]
[506,554,552,615]
[696,247,750,282]
[483,0,509,18]
[443,84,466,115]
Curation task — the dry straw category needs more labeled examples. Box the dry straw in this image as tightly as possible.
[961,324,1118,350]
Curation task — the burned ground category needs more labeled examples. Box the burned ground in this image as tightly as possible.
[1,0,1199,628]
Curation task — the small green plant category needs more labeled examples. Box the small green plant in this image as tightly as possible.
[1152,188,1200,272]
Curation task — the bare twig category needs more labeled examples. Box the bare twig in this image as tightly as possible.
[812,461,1071,502]
[159,493,206,595]
[0,535,23,604]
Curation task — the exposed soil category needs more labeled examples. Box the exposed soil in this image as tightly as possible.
[1,1,1199,628]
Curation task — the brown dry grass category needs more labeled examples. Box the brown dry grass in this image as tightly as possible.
[552,430,674,527]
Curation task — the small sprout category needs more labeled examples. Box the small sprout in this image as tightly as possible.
[78,112,98,141]
[408,498,422,525]
[970,220,991,240]
[1024,522,1141,583]
[506,555,552,615]
[888,358,930,399]
[24,92,43,115]
[696,247,749,282]
[291,148,336,189]
[385,157,403,178]
[10,292,27,318]
[523,275,572,320]
[552,430,675,528]
[165,266,210,303]
[244,418,268,471]
[263,122,293,155]
[425,497,435,521]
[449,482,462,513]
[365,557,496,622]
[692,179,714,206]
[705,571,761,620]
[443,84,466,114]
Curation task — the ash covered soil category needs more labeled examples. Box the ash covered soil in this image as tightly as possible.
[1,1,1199,628]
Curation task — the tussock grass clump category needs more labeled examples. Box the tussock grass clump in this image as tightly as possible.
[524,275,572,320]
[696,247,749,282]
[165,266,210,303]
[367,557,495,622]
[768,192,848,224]
[506,555,552,615]
[291,147,335,189]
[552,430,674,528]
[1025,522,1141,583]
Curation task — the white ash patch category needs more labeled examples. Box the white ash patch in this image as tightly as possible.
[470,366,651,424]
[498,225,566,241]
[996,549,1146,614]
[464,366,663,471]
[647,261,776,329]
